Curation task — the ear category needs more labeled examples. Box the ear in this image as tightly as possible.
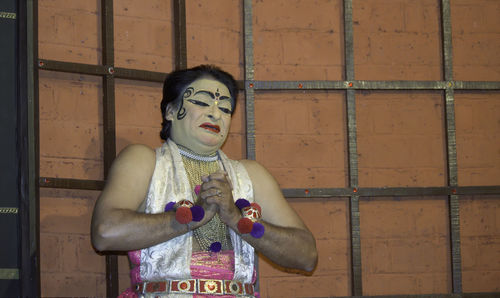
[165,103,177,121]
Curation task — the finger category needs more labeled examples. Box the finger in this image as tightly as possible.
[201,174,210,183]
[200,179,225,191]
[200,188,222,200]
[204,173,233,190]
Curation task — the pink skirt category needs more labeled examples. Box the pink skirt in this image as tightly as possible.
[119,250,259,298]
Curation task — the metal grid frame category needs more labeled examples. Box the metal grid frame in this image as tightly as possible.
[36,0,500,296]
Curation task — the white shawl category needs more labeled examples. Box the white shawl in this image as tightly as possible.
[140,139,255,284]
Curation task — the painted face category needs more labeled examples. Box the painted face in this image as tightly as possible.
[167,78,233,155]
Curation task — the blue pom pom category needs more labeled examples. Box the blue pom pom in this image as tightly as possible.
[164,202,176,212]
[210,242,222,253]
[250,222,265,238]
[235,198,250,210]
[190,205,205,222]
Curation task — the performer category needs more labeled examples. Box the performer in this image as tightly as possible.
[91,65,317,297]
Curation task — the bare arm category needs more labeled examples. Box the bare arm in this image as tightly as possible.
[200,160,318,272]
[91,144,216,252]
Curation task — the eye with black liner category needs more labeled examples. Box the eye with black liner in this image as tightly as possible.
[218,107,232,114]
[187,99,210,107]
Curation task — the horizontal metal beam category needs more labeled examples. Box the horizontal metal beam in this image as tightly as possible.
[249,80,500,91]
[37,59,166,82]
[283,186,500,198]
[39,177,104,191]
[38,59,107,76]
[38,177,499,198]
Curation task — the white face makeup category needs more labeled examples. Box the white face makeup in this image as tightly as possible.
[167,78,233,155]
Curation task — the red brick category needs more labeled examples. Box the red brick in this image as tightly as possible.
[253,32,285,67]
[38,5,100,64]
[460,196,500,237]
[290,199,350,241]
[314,238,351,274]
[404,1,440,33]
[462,236,500,271]
[40,120,102,158]
[40,190,98,234]
[362,237,449,275]
[360,197,449,238]
[363,272,450,295]
[77,235,105,273]
[254,0,342,32]
[39,71,102,124]
[255,134,343,169]
[455,92,500,135]
[360,168,447,188]
[451,0,500,34]
[451,1,500,80]
[358,135,445,170]
[115,79,163,128]
[357,92,447,187]
[39,42,102,65]
[186,0,241,29]
[116,126,163,153]
[458,168,500,187]
[261,275,350,298]
[462,271,500,292]
[357,91,444,136]
[221,133,246,160]
[41,272,104,297]
[255,63,344,81]
[114,17,173,72]
[40,157,103,180]
[455,92,500,185]
[114,0,172,21]
[282,31,342,66]
[356,64,443,81]
[456,134,500,168]
[353,0,442,80]
[40,234,62,272]
[226,93,246,135]
[269,166,347,188]
[39,0,99,12]
[353,0,405,32]
[60,234,79,273]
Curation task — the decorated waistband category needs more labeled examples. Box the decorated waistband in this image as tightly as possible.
[135,278,255,297]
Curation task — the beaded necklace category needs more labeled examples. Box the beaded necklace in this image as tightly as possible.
[178,147,232,252]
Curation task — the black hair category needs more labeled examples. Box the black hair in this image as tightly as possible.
[160,65,238,140]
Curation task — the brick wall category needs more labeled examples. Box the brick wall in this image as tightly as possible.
[38,0,499,296]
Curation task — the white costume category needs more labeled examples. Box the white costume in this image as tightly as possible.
[140,140,255,283]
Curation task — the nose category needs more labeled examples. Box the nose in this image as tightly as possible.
[207,103,221,120]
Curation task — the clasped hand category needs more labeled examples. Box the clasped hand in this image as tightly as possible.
[197,171,240,227]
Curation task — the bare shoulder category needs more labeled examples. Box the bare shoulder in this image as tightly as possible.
[116,143,155,163]
[239,159,269,178]
[98,144,157,211]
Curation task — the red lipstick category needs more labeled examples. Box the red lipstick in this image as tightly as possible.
[200,123,220,133]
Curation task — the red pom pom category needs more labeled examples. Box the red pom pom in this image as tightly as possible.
[250,202,262,214]
[175,207,192,224]
[237,217,253,234]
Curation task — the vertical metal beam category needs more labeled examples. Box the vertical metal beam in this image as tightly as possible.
[343,0,362,295]
[173,0,187,70]
[243,0,256,161]
[101,0,118,296]
[18,0,40,295]
[441,0,462,293]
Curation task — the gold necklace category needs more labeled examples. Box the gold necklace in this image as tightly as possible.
[180,154,232,252]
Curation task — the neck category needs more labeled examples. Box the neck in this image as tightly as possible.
[177,144,218,162]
